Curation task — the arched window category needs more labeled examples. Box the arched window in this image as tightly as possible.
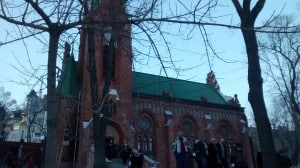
[136,115,154,155]
[220,124,230,139]
[182,120,194,137]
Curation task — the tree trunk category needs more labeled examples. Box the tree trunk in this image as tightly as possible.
[86,24,106,167]
[291,99,300,165]
[44,32,60,168]
[231,0,279,167]
[27,123,31,142]
[241,26,279,168]
[88,23,116,167]
[292,113,300,165]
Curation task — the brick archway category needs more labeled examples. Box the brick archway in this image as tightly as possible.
[106,125,120,145]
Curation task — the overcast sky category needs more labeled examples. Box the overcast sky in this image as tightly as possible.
[0,1,299,123]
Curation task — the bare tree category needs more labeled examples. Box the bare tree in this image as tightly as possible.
[0,0,219,167]
[231,0,279,167]
[259,15,300,165]
[25,90,46,142]
[0,87,17,140]
[269,98,297,164]
[0,87,17,110]
[0,103,8,140]
[2,0,300,167]
[83,1,115,166]
[0,1,83,167]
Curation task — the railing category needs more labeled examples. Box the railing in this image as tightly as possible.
[131,149,159,168]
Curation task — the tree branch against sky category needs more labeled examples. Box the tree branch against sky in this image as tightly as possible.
[0,0,224,167]
[0,0,300,167]
[259,15,300,164]
[0,1,84,167]
[231,0,280,167]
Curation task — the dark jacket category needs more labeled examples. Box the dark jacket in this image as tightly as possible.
[193,140,208,161]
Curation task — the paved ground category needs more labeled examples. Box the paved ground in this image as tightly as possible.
[110,158,126,168]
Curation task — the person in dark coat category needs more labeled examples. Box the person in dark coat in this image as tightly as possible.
[207,138,222,168]
[186,139,194,168]
[130,150,144,168]
[256,151,263,168]
[216,138,229,168]
[277,150,292,168]
[193,139,208,168]
[105,139,115,160]
[235,143,248,168]
[121,144,132,165]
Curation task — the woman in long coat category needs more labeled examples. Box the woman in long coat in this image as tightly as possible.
[207,139,221,168]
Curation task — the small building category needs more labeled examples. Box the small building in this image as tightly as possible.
[6,90,46,143]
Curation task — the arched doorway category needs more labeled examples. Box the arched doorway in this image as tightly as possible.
[105,125,120,145]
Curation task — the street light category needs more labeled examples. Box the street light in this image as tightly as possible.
[104,26,112,43]
[82,88,119,128]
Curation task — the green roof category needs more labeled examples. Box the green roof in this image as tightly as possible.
[56,60,227,104]
[132,72,228,105]
[57,56,79,98]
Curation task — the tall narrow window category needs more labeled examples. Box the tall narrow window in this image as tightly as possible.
[103,45,115,78]
[108,99,116,115]
[137,136,142,150]
[148,137,153,152]
[143,135,148,152]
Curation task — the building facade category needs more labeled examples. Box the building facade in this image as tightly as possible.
[56,1,254,167]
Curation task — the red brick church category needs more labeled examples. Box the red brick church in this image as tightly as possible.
[56,1,254,167]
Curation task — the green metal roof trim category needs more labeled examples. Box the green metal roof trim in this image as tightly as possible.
[57,56,79,99]
[132,72,228,105]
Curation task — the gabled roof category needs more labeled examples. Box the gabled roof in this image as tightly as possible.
[132,72,228,105]
[57,56,79,99]
[56,60,228,105]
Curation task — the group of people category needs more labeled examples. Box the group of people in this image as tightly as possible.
[121,144,144,168]
[172,132,247,168]
[105,140,144,168]
[105,141,144,168]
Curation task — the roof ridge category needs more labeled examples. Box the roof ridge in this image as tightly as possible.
[132,71,209,86]
[132,71,227,105]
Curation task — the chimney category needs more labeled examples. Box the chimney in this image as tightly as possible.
[206,71,220,91]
